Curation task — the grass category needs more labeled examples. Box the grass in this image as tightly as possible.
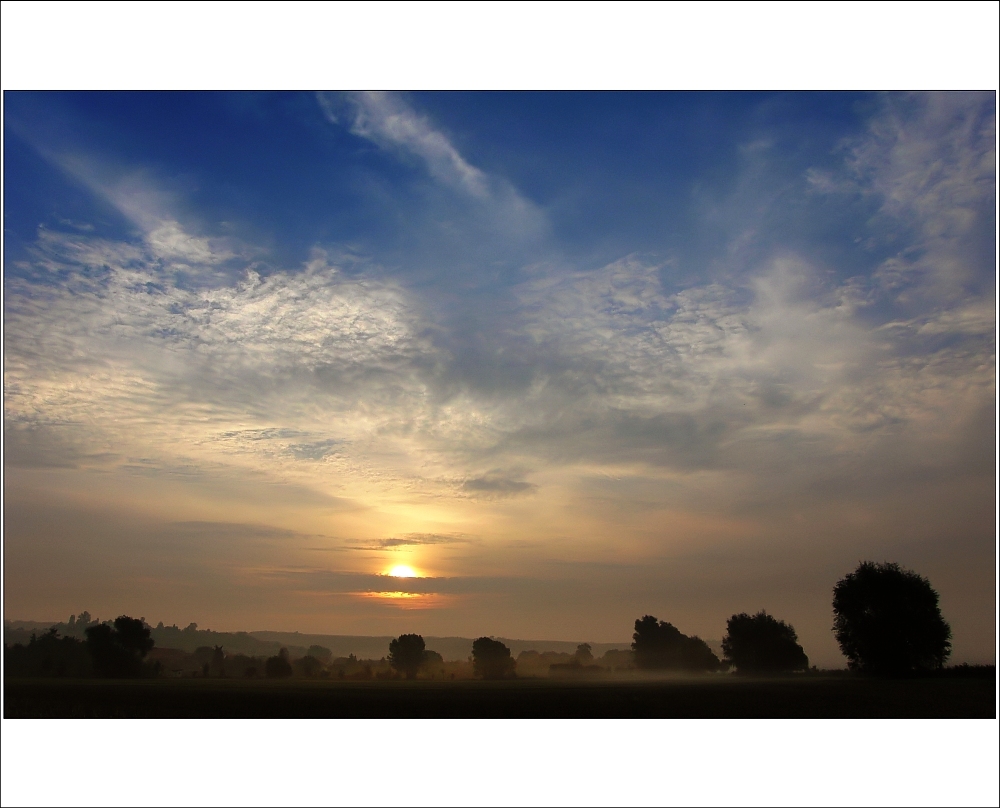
[5,675,995,718]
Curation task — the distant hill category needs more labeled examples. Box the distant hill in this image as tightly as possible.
[4,619,633,661]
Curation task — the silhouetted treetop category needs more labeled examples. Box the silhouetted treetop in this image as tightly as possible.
[67,611,97,631]
[265,647,293,679]
[722,611,808,674]
[85,615,155,678]
[833,561,951,675]
[388,634,425,679]
[631,616,720,672]
[4,627,92,678]
[307,645,333,663]
[295,654,324,678]
[472,637,516,679]
[113,616,155,657]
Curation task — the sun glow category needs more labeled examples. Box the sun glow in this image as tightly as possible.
[387,565,418,578]
[355,591,453,609]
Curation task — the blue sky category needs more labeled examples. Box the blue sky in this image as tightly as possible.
[3,91,995,665]
[4,92,882,274]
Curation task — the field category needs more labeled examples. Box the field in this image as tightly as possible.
[5,675,995,718]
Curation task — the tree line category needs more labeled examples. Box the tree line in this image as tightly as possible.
[5,561,961,679]
[381,561,956,677]
[633,561,952,675]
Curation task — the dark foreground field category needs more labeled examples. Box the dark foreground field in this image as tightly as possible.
[5,676,995,718]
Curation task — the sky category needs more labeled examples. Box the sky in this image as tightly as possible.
[3,91,995,667]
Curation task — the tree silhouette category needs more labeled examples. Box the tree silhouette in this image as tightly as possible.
[295,655,324,678]
[574,643,593,664]
[388,634,426,679]
[421,649,444,671]
[307,645,333,663]
[472,637,516,679]
[632,615,720,672]
[722,611,808,674]
[5,627,92,677]
[85,616,155,677]
[833,561,951,675]
[265,648,293,678]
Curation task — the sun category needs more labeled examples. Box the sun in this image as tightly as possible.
[387,565,418,578]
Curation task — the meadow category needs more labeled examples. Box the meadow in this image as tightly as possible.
[5,674,994,718]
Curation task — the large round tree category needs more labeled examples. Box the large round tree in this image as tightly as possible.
[631,615,720,672]
[85,615,155,678]
[471,637,515,679]
[388,634,426,679]
[832,562,951,675]
[722,611,808,674]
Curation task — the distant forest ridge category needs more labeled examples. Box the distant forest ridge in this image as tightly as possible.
[4,619,677,662]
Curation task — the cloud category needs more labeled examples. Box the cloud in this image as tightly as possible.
[348,533,471,551]
[318,91,545,249]
[247,566,539,597]
[461,473,537,497]
[4,92,992,533]
[833,92,994,299]
[3,231,435,500]
[5,239,422,396]
[320,91,489,198]
[167,521,318,542]
[24,146,240,268]
[58,218,95,232]
[6,214,992,515]
[144,220,231,265]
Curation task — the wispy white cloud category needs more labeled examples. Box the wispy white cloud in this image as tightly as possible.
[825,92,995,300]
[6,161,992,512]
[512,251,992,482]
[29,147,240,267]
[5,99,992,523]
[320,91,489,198]
[319,91,545,248]
[144,220,231,265]
[4,232,434,501]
